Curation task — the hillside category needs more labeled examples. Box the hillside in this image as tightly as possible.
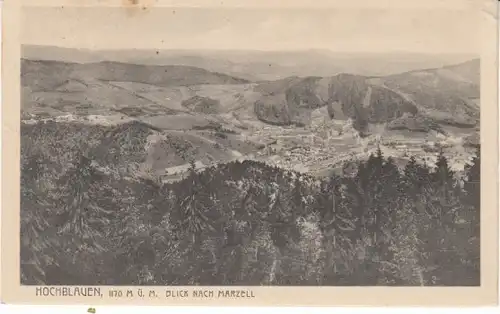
[380,59,480,126]
[21,58,480,131]
[21,59,254,118]
[21,59,250,92]
[21,120,262,179]
[441,58,480,86]
[250,66,479,131]
[21,57,480,180]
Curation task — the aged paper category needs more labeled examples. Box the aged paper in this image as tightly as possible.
[1,0,498,306]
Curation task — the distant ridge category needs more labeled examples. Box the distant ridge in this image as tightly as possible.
[21,58,250,90]
[22,45,478,79]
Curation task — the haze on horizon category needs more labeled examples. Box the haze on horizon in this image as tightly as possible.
[22,6,479,55]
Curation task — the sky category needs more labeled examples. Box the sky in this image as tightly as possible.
[21,5,480,54]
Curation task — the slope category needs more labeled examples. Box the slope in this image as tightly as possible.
[21,58,480,136]
[21,59,250,92]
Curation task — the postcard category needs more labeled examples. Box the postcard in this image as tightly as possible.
[1,0,498,306]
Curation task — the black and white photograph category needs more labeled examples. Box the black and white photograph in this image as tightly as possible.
[17,3,485,289]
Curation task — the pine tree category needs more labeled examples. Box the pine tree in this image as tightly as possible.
[404,156,430,191]
[58,155,111,251]
[315,179,356,283]
[21,152,55,284]
[376,145,383,160]
[177,171,215,246]
[369,147,384,169]
[464,146,480,209]
[20,189,60,284]
[364,151,384,236]
[172,170,218,283]
[371,157,399,263]
[366,148,384,186]
[380,157,401,209]
[432,150,454,186]
[53,154,113,284]
[388,196,428,285]
[269,191,292,248]
[382,157,400,181]
[292,176,305,217]
[404,156,418,178]
[464,145,480,262]
[355,161,368,188]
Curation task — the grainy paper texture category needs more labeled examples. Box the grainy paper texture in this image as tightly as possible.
[2,0,499,306]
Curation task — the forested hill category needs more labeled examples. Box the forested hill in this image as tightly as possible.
[21,125,480,286]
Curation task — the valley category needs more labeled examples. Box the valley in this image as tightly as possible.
[21,55,480,183]
[19,46,482,287]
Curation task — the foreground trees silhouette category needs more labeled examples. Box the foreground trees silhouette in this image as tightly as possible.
[20,123,481,286]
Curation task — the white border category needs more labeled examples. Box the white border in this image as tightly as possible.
[1,0,498,312]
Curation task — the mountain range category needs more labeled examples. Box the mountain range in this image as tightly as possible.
[21,56,480,128]
[21,48,480,178]
[22,45,477,79]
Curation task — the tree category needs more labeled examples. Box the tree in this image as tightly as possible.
[176,171,215,246]
[58,155,110,241]
[292,176,306,217]
[189,159,197,173]
[379,156,401,210]
[387,196,428,285]
[404,156,418,179]
[432,150,454,186]
[170,169,220,283]
[269,191,294,248]
[51,154,113,284]
[20,191,60,284]
[21,150,59,284]
[463,146,480,277]
[367,147,385,183]
[404,156,430,193]
[361,150,385,240]
[382,157,400,182]
[315,179,356,284]
[464,146,480,209]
